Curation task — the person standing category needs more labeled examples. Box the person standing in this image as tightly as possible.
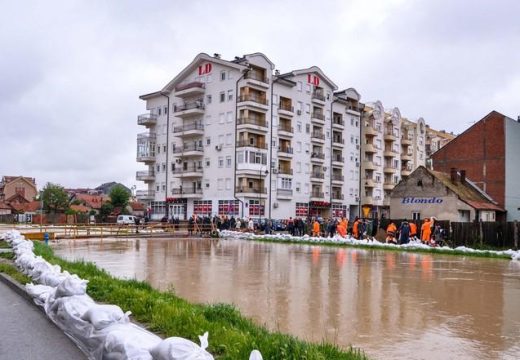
[409,221,417,240]
[421,218,432,244]
[352,217,360,239]
[312,218,321,237]
[399,219,410,244]
[386,221,397,244]
[248,218,254,232]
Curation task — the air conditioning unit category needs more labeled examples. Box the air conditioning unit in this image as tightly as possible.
[273,202,279,208]
[273,169,279,174]
[296,187,300,192]
[322,166,327,171]
[297,110,302,115]
[215,145,222,151]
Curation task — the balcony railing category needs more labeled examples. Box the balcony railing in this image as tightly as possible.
[278,146,293,154]
[311,191,325,198]
[333,138,345,144]
[235,186,267,194]
[312,91,325,101]
[173,123,204,133]
[137,113,158,126]
[174,101,205,112]
[277,189,293,196]
[278,168,293,175]
[172,144,204,153]
[311,132,325,140]
[175,81,205,92]
[332,193,344,200]
[311,112,325,120]
[278,124,293,133]
[136,190,155,199]
[333,118,344,126]
[237,140,268,149]
[245,71,269,84]
[332,174,344,181]
[311,172,325,179]
[279,103,293,112]
[172,188,203,195]
[171,167,203,174]
[311,152,325,159]
[137,132,156,141]
[238,94,268,105]
[136,170,155,180]
[237,117,267,127]
[333,155,344,162]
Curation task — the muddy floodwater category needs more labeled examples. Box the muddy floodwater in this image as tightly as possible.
[53,238,520,359]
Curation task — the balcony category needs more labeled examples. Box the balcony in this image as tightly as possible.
[311,112,325,124]
[174,81,205,97]
[277,188,293,200]
[364,126,378,137]
[311,91,326,105]
[278,103,294,117]
[237,117,268,132]
[137,113,157,127]
[172,144,204,157]
[311,152,325,163]
[235,186,267,198]
[384,165,397,174]
[278,146,293,158]
[136,151,155,163]
[237,94,269,111]
[384,149,398,158]
[401,167,412,177]
[311,132,325,144]
[278,124,293,137]
[332,174,344,184]
[136,170,155,182]
[363,161,376,170]
[332,118,344,129]
[384,131,397,142]
[346,104,360,115]
[172,123,204,137]
[244,71,269,89]
[173,101,205,117]
[364,178,375,188]
[310,191,325,201]
[136,190,155,201]
[172,167,203,178]
[237,140,268,150]
[401,153,413,161]
[277,168,293,175]
[332,138,345,148]
[383,182,395,191]
[364,143,376,153]
[311,172,325,182]
[171,188,203,199]
[332,155,344,166]
[401,135,412,145]
[332,193,344,201]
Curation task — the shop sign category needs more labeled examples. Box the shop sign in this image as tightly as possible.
[401,197,443,204]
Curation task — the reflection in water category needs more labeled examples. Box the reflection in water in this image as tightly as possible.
[54,238,520,360]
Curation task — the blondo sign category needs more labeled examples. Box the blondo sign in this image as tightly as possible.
[401,197,443,204]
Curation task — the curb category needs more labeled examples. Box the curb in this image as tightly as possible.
[0,272,33,303]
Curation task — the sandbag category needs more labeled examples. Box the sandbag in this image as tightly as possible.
[150,332,214,360]
[101,323,162,360]
[55,275,88,298]
[249,350,263,360]
[25,283,56,307]
[81,304,130,330]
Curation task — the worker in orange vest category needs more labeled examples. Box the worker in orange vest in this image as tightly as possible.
[409,221,418,240]
[312,218,321,237]
[421,218,432,244]
[336,221,347,238]
[352,217,360,239]
[340,217,348,234]
[386,221,397,244]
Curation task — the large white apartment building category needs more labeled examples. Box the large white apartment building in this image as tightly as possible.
[136,52,361,220]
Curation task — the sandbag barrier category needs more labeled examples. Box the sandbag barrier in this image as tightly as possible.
[219,230,520,261]
[2,230,263,360]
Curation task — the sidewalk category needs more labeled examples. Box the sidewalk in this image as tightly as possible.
[0,277,87,359]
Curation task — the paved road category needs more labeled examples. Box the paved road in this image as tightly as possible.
[0,279,87,359]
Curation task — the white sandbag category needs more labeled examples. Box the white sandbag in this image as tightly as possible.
[55,274,88,298]
[249,350,263,360]
[39,271,69,287]
[150,332,214,360]
[15,252,37,269]
[25,283,56,307]
[30,261,61,282]
[101,323,162,360]
[81,304,130,330]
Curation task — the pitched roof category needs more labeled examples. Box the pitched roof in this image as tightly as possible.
[74,193,106,209]
[70,204,91,213]
[130,202,145,211]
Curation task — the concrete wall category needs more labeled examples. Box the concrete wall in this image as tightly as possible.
[505,117,520,220]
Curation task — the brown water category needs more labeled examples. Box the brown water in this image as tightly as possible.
[53,238,520,360]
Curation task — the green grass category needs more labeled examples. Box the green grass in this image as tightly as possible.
[33,242,367,360]
[0,252,14,260]
[0,262,31,284]
[237,236,514,260]
[0,240,10,249]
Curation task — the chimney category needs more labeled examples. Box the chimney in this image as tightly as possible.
[517,115,520,122]
[450,168,457,183]
[460,170,466,183]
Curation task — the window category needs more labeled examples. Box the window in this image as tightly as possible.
[158,107,162,116]
[226,156,232,167]
[298,101,303,112]
[297,81,303,92]
[157,145,161,154]
[218,134,224,145]
[306,84,311,94]
[296,162,301,173]
[164,106,168,114]
[206,95,212,104]
[297,122,302,132]
[218,200,239,215]
[226,111,233,123]
[227,90,233,101]
[305,103,310,113]
[220,71,226,81]
[205,158,210,167]
[219,113,225,124]
[237,151,244,163]
[171,163,175,171]
[281,178,292,189]
[206,137,211,145]
[227,71,234,80]
[226,133,232,145]
[205,115,212,125]
[296,182,301,193]
[412,212,421,221]
[296,141,302,152]
[220,92,225,102]
[218,157,224,168]
[162,183,166,191]
[249,200,264,216]
[217,178,224,190]
[194,200,212,216]
[156,185,160,191]
[225,178,231,190]
[156,164,160,172]
[163,145,166,153]
[273,94,278,105]
[162,163,166,171]
[304,183,309,194]
[305,124,310,133]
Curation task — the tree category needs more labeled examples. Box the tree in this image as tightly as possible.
[41,183,69,214]
[99,202,114,222]
[109,185,130,210]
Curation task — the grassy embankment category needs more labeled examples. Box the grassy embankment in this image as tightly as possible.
[24,241,367,360]
[229,235,514,260]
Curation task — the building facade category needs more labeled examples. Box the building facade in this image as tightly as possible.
[0,176,38,203]
[431,111,520,221]
[136,52,446,221]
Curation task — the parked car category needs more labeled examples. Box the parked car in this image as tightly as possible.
[117,215,136,225]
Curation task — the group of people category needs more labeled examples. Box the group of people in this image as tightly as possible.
[385,217,446,246]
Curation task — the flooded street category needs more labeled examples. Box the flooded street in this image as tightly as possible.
[53,238,520,360]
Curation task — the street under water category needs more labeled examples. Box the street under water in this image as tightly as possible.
[53,237,520,360]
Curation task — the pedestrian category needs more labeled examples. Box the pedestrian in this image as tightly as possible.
[421,218,432,244]
[312,218,321,237]
[287,217,295,236]
[235,218,242,231]
[352,217,360,239]
[265,219,272,235]
[386,221,397,244]
[409,221,418,240]
[248,218,254,232]
[399,219,410,244]
[327,218,336,238]
[188,215,194,236]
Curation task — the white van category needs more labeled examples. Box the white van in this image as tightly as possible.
[117,215,136,224]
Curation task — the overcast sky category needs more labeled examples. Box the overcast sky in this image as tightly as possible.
[1,0,518,190]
